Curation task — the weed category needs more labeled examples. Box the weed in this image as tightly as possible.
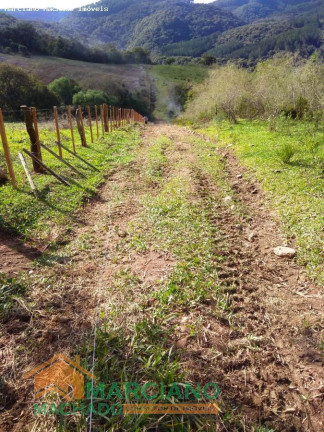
[276,143,297,164]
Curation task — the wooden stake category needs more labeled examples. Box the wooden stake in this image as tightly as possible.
[23,148,70,186]
[103,104,109,133]
[41,143,86,178]
[31,107,42,162]
[18,152,38,197]
[55,141,99,171]
[21,105,45,173]
[77,106,87,147]
[87,105,94,144]
[0,108,17,188]
[68,106,76,154]
[100,105,105,136]
[53,106,62,157]
[94,105,99,138]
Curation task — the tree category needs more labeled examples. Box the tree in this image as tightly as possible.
[48,77,81,105]
[72,89,111,106]
[200,54,216,66]
[0,64,58,110]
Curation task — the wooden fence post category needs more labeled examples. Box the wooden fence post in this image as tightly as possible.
[87,105,94,144]
[68,106,76,154]
[31,107,42,162]
[53,106,63,158]
[77,106,87,147]
[0,108,17,188]
[95,105,99,138]
[21,105,45,173]
[103,104,109,133]
[100,105,105,136]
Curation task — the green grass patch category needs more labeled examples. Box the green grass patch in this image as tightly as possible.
[0,273,26,322]
[0,122,140,242]
[146,136,172,181]
[202,119,324,282]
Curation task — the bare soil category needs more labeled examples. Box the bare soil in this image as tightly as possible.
[0,124,323,432]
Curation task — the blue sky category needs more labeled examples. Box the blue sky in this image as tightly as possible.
[3,0,214,11]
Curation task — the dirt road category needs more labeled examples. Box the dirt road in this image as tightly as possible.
[1,124,323,432]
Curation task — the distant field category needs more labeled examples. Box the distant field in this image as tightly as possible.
[0,54,149,93]
[0,54,209,120]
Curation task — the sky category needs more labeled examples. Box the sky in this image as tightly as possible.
[2,0,215,11]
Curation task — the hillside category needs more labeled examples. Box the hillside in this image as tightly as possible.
[58,0,243,51]
[214,0,324,22]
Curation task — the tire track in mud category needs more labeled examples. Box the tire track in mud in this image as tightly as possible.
[190,147,324,431]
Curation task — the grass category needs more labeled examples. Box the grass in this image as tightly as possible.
[150,65,208,121]
[0,272,26,322]
[201,119,324,282]
[0,120,140,242]
[50,134,226,431]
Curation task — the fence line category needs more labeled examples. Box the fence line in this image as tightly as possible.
[0,104,145,192]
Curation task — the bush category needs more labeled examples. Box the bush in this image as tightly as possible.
[182,56,324,123]
[48,77,81,105]
[72,89,112,106]
[276,143,297,164]
[0,64,58,111]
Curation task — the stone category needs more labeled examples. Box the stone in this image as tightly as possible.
[273,246,296,258]
[224,196,232,204]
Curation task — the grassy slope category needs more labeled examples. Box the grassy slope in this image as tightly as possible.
[0,121,140,242]
[0,53,147,90]
[201,119,324,282]
[150,65,209,121]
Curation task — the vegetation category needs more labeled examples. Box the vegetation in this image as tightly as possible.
[181,55,324,281]
[182,56,324,123]
[150,64,208,120]
[0,64,58,111]
[201,120,324,281]
[0,122,140,240]
[48,77,81,105]
[59,0,242,53]
[72,89,113,106]
[0,13,151,64]
[216,0,324,22]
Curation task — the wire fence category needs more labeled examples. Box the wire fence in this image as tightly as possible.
[0,103,145,192]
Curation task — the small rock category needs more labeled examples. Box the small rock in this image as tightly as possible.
[227,144,233,148]
[176,337,188,348]
[248,232,256,242]
[117,230,128,238]
[237,174,243,179]
[230,204,235,211]
[251,189,258,195]
[224,196,232,204]
[273,246,296,258]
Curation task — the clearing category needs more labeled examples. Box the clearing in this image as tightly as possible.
[0,124,323,432]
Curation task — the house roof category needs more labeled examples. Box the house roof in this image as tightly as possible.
[23,353,95,380]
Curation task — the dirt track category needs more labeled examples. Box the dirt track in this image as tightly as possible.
[0,124,323,432]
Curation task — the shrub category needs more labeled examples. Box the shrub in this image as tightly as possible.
[276,143,297,164]
[0,64,58,111]
[48,77,81,105]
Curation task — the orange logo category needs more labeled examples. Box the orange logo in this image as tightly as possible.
[24,354,95,401]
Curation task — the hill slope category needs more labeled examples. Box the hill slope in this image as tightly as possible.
[58,0,243,51]
[213,0,324,22]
